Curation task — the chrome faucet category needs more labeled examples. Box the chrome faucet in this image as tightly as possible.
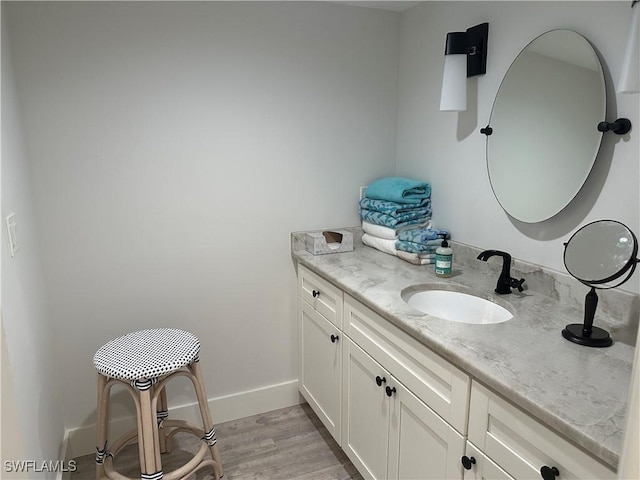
[477,250,525,294]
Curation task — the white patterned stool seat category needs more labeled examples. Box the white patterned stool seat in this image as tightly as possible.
[93,328,223,480]
[93,328,200,382]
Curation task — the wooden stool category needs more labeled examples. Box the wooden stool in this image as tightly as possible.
[93,328,223,480]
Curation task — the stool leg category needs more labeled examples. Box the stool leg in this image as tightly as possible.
[189,361,224,479]
[155,385,170,454]
[95,374,109,480]
[138,387,162,479]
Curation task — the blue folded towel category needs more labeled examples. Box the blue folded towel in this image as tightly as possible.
[366,177,431,205]
[359,197,431,216]
[360,208,431,228]
[397,228,450,244]
[395,240,439,254]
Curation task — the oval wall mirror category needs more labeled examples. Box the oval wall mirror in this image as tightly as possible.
[486,30,606,223]
[562,220,638,347]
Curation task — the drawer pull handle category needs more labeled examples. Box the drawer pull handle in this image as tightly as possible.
[330,334,339,343]
[540,466,560,480]
[312,289,320,298]
[385,386,397,397]
[461,456,476,470]
[375,375,386,386]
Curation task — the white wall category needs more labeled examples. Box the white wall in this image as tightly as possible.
[1,7,65,476]
[396,1,639,293]
[4,1,399,445]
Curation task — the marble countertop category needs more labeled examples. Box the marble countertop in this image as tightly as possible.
[291,232,636,469]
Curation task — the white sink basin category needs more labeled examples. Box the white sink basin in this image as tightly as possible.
[402,287,513,324]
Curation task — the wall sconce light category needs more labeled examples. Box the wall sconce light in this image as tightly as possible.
[617,1,639,94]
[440,22,489,112]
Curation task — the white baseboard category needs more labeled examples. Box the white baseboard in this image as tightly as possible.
[63,379,301,460]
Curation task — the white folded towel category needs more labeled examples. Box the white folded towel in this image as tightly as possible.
[362,222,397,240]
[397,250,435,265]
[362,233,397,256]
[362,219,432,240]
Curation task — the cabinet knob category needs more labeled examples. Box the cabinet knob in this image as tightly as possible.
[330,334,339,343]
[461,456,476,470]
[385,386,397,397]
[375,375,386,386]
[312,289,320,298]
[540,466,560,480]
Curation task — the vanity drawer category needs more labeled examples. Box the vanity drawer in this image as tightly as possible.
[344,293,470,434]
[468,381,615,480]
[298,265,343,328]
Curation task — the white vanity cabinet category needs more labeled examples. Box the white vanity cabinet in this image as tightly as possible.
[343,337,465,480]
[296,263,617,480]
[298,266,344,444]
[467,381,616,480]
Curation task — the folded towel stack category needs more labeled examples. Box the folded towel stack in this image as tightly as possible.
[359,176,451,266]
[360,177,431,230]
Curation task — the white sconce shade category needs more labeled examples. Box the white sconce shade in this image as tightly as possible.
[618,2,639,94]
[440,53,467,111]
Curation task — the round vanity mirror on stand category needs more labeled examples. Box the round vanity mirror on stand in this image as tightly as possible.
[563,220,639,347]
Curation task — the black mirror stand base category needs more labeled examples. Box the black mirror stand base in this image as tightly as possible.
[561,287,612,347]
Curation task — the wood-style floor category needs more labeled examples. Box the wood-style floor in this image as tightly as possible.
[71,403,362,479]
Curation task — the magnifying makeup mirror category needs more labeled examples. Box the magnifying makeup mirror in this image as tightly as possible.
[563,220,639,347]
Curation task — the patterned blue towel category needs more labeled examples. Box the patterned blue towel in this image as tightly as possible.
[397,228,450,243]
[359,197,431,216]
[395,240,440,254]
[366,177,431,205]
[360,209,431,229]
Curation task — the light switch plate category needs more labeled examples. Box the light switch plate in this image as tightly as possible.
[5,213,19,257]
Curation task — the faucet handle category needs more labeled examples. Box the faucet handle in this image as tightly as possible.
[510,277,525,292]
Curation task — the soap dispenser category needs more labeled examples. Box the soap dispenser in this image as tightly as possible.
[435,234,453,278]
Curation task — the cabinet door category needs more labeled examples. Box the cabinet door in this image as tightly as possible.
[387,380,465,480]
[342,338,390,480]
[299,299,342,444]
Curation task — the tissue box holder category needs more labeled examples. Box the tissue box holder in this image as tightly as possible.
[305,230,354,255]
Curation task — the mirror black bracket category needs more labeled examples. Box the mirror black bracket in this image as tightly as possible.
[480,125,493,136]
[597,118,632,135]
